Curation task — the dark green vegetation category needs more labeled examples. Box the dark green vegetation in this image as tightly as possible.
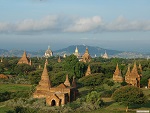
[1,55,150,112]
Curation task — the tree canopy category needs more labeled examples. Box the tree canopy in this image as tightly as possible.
[112,85,147,106]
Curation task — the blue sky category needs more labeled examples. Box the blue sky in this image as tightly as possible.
[0,0,150,53]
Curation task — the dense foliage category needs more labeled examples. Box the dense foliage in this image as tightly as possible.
[112,85,147,105]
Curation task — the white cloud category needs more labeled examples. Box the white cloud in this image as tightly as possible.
[104,16,150,31]
[0,15,150,34]
[64,16,103,32]
[16,15,58,31]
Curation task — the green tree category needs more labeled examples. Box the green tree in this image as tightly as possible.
[14,64,35,75]
[86,91,104,107]
[63,54,79,75]
[74,62,86,78]
[79,73,105,87]
[107,80,114,89]
[112,85,147,112]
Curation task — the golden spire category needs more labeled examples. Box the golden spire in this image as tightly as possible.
[139,63,142,72]
[22,51,27,58]
[58,56,61,63]
[85,65,91,76]
[17,51,30,65]
[126,64,131,77]
[41,63,52,88]
[64,74,70,87]
[85,47,89,54]
[114,63,120,76]
[131,62,139,76]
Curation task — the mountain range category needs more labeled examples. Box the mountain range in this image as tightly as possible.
[0,45,149,58]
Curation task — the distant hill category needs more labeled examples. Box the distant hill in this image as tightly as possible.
[53,45,122,57]
[0,45,148,58]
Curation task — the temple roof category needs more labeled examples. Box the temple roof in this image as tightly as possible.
[57,83,67,88]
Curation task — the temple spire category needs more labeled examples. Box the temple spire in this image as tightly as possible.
[114,63,120,75]
[17,51,30,65]
[126,64,131,77]
[64,74,70,87]
[58,56,61,63]
[85,65,91,76]
[75,46,78,53]
[41,62,52,88]
[131,62,139,76]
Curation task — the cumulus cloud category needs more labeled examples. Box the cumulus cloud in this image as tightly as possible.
[64,16,103,32]
[16,15,58,32]
[104,16,150,31]
[0,15,150,34]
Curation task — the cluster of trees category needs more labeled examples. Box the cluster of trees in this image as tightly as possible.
[1,55,150,87]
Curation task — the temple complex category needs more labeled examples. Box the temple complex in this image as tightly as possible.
[113,64,124,82]
[33,61,78,106]
[17,51,31,65]
[102,51,109,59]
[81,47,91,63]
[125,62,141,87]
[44,46,53,58]
[85,65,91,76]
[73,46,80,58]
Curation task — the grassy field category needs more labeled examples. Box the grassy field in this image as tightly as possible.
[0,83,150,113]
[0,83,32,93]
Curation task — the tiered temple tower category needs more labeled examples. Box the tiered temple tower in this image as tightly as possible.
[33,62,52,98]
[82,47,91,63]
[113,64,124,82]
[17,51,31,65]
[125,62,141,87]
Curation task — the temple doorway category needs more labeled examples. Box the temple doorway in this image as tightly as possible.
[51,100,56,106]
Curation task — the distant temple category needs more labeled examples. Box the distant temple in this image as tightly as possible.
[44,46,53,58]
[85,65,91,76]
[58,56,61,63]
[73,46,80,58]
[33,61,78,106]
[102,51,109,59]
[63,54,67,58]
[125,62,141,88]
[81,47,91,63]
[17,51,31,65]
[113,64,124,83]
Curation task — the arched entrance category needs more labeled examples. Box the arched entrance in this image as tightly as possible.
[51,100,56,106]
